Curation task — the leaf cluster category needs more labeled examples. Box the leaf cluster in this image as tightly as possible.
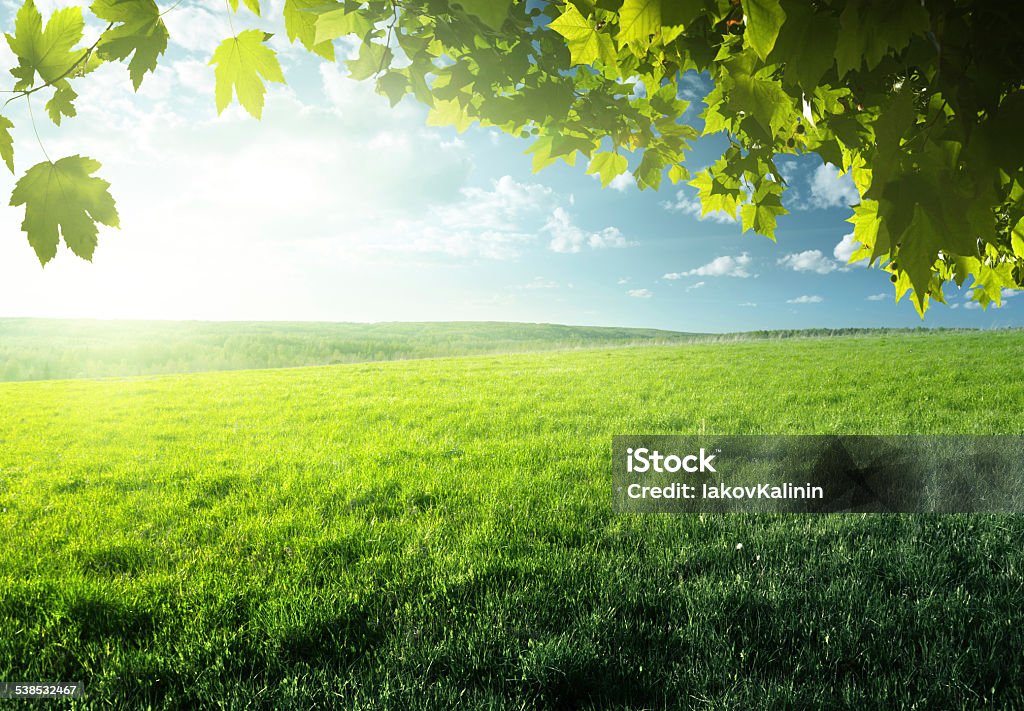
[2,0,1023,315]
[2,0,167,264]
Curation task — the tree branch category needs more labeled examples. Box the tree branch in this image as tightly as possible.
[2,23,113,111]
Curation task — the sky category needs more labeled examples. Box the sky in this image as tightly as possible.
[0,0,1020,332]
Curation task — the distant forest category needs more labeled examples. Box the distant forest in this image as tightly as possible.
[0,319,989,382]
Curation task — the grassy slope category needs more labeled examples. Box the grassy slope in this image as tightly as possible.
[0,332,1022,708]
[0,319,699,382]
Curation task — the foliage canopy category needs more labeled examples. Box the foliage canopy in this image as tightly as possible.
[3,0,1024,314]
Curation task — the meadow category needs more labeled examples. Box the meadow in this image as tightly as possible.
[0,319,700,382]
[0,317,958,382]
[1,330,1023,708]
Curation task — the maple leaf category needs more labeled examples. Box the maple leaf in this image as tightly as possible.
[45,78,77,125]
[210,30,285,119]
[5,0,86,90]
[92,0,169,90]
[10,155,120,265]
[587,152,629,188]
[549,6,616,66]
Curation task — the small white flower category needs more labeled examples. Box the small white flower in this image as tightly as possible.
[735,543,743,551]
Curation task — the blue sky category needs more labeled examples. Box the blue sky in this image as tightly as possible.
[0,0,1020,332]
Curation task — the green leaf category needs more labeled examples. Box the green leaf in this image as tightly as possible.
[968,261,1015,308]
[649,82,686,116]
[862,87,915,200]
[283,0,335,60]
[5,0,85,89]
[742,0,785,61]
[227,0,260,16]
[402,58,434,106]
[893,204,944,313]
[835,1,929,78]
[45,78,76,125]
[618,0,660,47]
[377,71,407,107]
[635,147,670,190]
[92,0,169,90]
[525,135,559,172]
[661,0,705,38]
[726,50,792,137]
[769,0,837,91]
[848,199,887,263]
[549,6,616,66]
[454,0,512,31]
[313,7,371,45]
[0,117,14,173]
[690,170,742,217]
[10,155,119,265]
[210,30,285,119]
[346,40,392,81]
[740,192,787,239]
[587,151,628,188]
[1011,220,1024,259]
[427,98,473,133]
[880,160,981,262]
[668,164,689,184]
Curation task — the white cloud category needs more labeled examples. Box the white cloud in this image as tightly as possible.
[808,164,859,209]
[627,289,653,299]
[617,277,630,285]
[661,190,738,224]
[437,176,552,232]
[678,72,710,101]
[738,302,758,307]
[777,158,801,185]
[787,295,824,304]
[866,293,889,301]
[543,210,583,254]
[395,176,554,259]
[777,250,838,275]
[1001,288,1020,299]
[162,4,226,55]
[172,59,217,96]
[591,166,634,192]
[608,171,634,192]
[833,231,865,265]
[664,253,752,279]
[964,301,982,310]
[686,281,705,291]
[777,236,866,274]
[589,228,632,249]
[544,207,636,254]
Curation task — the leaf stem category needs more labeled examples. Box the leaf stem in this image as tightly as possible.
[225,0,237,37]
[159,0,185,18]
[25,95,51,164]
[377,0,398,76]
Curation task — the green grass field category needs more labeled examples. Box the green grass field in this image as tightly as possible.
[0,319,701,381]
[1,330,1023,708]
[0,316,960,382]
